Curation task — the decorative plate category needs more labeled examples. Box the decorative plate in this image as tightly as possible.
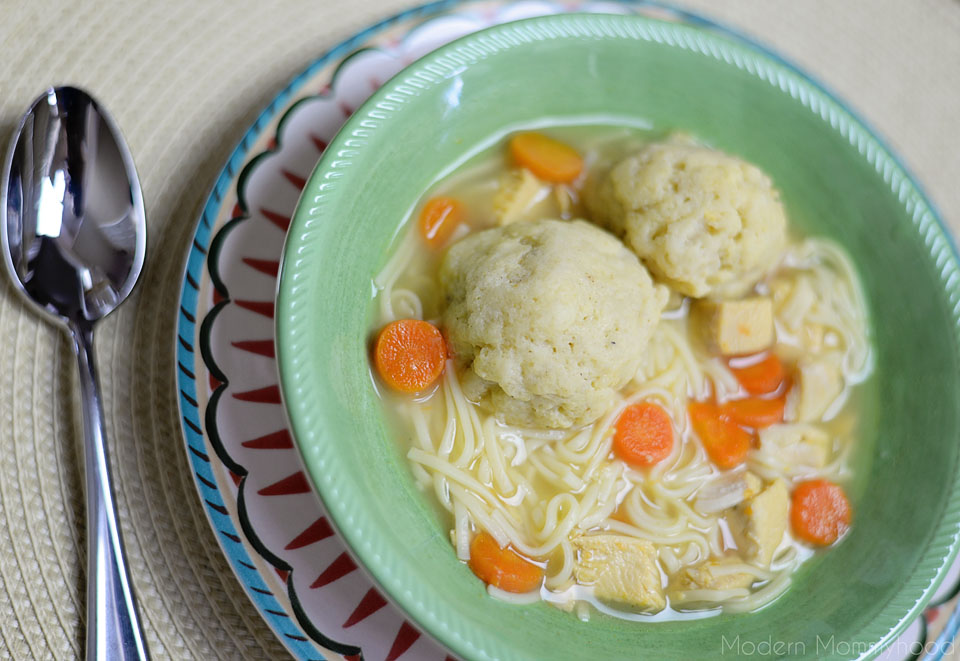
[174,1,960,659]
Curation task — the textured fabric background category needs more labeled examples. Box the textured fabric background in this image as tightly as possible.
[0,1,957,658]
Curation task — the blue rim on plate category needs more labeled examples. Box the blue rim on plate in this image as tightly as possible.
[174,1,958,659]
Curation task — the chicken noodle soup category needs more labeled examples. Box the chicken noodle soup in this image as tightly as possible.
[370,126,872,619]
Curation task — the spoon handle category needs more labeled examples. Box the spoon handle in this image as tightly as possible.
[72,320,151,661]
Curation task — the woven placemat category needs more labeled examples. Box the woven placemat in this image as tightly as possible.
[0,1,957,659]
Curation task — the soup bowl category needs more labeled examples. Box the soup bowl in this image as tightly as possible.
[276,13,960,660]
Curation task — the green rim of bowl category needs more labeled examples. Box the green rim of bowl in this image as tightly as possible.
[278,13,960,660]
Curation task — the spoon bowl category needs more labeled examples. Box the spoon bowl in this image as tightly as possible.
[2,86,145,325]
[1,86,149,661]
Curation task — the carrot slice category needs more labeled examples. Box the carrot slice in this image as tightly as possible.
[791,479,852,546]
[508,132,583,183]
[613,402,674,467]
[468,532,544,593]
[373,319,446,393]
[688,401,752,469]
[730,354,786,395]
[418,196,463,248]
[720,396,786,429]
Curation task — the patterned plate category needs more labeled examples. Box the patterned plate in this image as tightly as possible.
[174,1,960,659]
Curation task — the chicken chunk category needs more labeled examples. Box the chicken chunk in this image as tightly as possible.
[493,168,548,225]
[743,471,764,500]
[670,556,755,604]
[694,470,763,513]
[772,274,816,333]
[759,423,833,468]
[694,296,774,356]
[729,479,789,566]
[573,534,665,612]
[794,353,844,422]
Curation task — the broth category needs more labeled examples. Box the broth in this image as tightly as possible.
[370,124,872,620]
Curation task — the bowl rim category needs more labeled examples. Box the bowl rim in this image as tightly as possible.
[276,12,960,661]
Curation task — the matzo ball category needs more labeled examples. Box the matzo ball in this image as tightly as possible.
[588,142,787,297]
[440,219,668,428]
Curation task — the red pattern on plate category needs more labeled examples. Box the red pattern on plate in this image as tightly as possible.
[231,384,282,404]
[310,134,328,152]
[242,429,294,450]
[343,589,388,628]
[260,208,291,231]
[233,299,274,318]
[311,553,358,589]
[385,623,421,661]
[240,258,280,277]
[231,339,275,357]
[257,472,311,496]
[286,517,335,550]
[281,169,307,190]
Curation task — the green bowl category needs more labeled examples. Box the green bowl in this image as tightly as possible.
[277,13,960,660]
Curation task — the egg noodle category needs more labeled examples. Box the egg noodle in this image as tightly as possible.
[373,227,870,617]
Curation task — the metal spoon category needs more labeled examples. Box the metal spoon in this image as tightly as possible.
[1,87,149,661]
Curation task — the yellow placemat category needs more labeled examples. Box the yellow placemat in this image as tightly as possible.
[0,1,957,659]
